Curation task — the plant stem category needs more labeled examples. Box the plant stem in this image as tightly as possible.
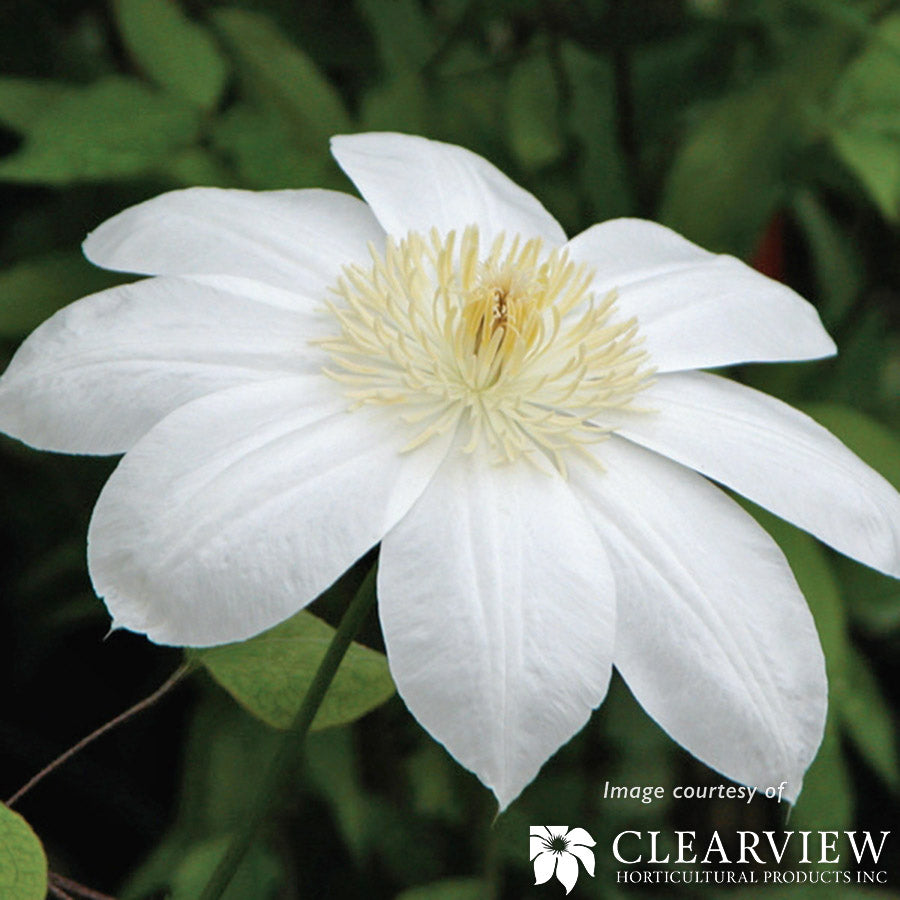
[6,662,193,807]
[198,565,379,900]
[49,872,119,900]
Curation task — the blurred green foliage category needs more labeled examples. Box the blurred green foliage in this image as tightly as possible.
[1,0,899,897]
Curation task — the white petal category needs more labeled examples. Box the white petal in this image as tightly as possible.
[378,451,614,811]
[0,275,329,454]
[88,376,451,646]
[530,835,548,861]
[565,827,595,848]
[331,132,566,246]
[83,187,384,294]
[555,854,579,894]
[610,371,900,577]
[570,438,827,800]
[568,844,595,876]
[533,852,556,885]
[566,219,836,372]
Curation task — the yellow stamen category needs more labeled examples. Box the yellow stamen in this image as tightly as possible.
[317,226,654,471]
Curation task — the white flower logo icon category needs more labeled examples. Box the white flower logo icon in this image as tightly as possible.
[531,825,595,893]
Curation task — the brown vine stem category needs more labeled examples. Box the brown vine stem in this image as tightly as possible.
[49,872,118,900]
[6,661,193,808]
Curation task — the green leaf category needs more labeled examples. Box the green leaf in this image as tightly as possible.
[121,692,284,899]
[790,189,862,323]
[359,798,447,883]
[601,676,677,821]
[507,48,564,170]
[792,709,854,833]
[799,403,900,491]
[211,8,350,153]
[561,41,632,218]
[799,403,900,635]
[431,46,504,146]
[832,12,900,123]
[357,0,435,74]
[0,805,48,900]
[660,79,789,255]
[195,609,394,730]
[831,127,900,219]
[406,740,466,824]
[395,880,488,900]
[662,33,847,255]
[0,76,200,185]
[124,836,281,900]
[163,146,235,187]
[829,12,900,218]
[179,692,284,834]
[360,73,430,134]
[747,504,848,681]
[0,78,72,132]
[113,0,228,110]
[170,837,281,900]
[631,29,719,149]
[0,251,123,338]
[739,503,853,831]
[212,104,337,189]
[305,728,371,859]
[836,645,899,789]
[834,549,900,635]
[819,309,892,408]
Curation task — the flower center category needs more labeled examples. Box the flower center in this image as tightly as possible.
[319,226,654,473]
[549,835,569,854]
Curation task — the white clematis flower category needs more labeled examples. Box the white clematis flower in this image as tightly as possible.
[1,132,899,811]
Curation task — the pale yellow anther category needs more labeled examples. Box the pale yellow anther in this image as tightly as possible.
[318,226,654,471]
